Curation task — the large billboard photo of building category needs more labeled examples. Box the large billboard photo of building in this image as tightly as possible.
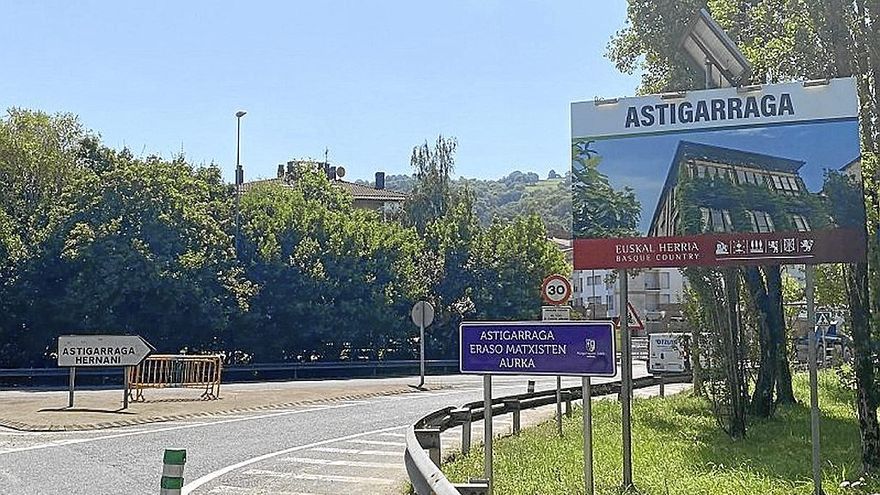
[571,78,865,270]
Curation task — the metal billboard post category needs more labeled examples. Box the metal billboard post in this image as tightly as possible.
[483,375,493,495]
[583,376,594,495]
[805,265,823,495]
[619,268,633,489]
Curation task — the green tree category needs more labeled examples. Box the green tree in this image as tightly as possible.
[571,139,641,238]
[405,135,458,234]
[0,110,94,365]
[237,165,423,362]
[420,194,482,358]
[472,215,568,321]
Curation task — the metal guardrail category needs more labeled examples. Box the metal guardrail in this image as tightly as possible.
[404,373,692,495]
[0,359,460,383]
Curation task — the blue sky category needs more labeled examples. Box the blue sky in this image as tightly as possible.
[588,119,861,233]
[0,1,640,182]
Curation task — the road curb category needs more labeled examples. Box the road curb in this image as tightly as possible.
[0,385,447,432]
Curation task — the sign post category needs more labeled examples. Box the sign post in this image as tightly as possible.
[410,301,435,390]
[461,321,615,495]
[541,274,573,438]
[68,368,75,408]
[583,375,593,494]
[58,335,153,409]
[483,374,493,494]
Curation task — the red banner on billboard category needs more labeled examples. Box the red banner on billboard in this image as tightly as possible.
[573,229,865,270]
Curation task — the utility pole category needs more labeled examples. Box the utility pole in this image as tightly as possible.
[234,110,247,253]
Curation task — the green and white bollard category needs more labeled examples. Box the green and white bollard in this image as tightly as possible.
[160,448,186,495]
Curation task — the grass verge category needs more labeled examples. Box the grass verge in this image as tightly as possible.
[440,373,879,494]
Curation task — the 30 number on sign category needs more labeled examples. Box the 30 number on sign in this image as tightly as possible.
[541,274,572,305]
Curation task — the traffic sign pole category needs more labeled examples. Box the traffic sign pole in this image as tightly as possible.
[556,376,563,437]
[583,376,594,495]
[410,302,434,390]
[68,368,75,408]
[123,367,129,409]
[541,304,566,437]
[483,375,493,495]
[419,319,425,389]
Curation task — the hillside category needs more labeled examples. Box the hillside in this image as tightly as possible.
[360,170,572,238]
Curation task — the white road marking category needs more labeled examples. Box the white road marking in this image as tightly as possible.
[208,485,319,495]
[376,432,406,438]
[346,439,404,447]
[282,456,401,469]
[242,469,288,478]
[181,425,405,494]
[310,447,399,457]
[289,473,396,485]
[0,402,360,456]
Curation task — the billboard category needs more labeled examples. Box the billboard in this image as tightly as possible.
[571,78,865,269]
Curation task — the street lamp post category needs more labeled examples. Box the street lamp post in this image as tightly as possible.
[235,110,246,254]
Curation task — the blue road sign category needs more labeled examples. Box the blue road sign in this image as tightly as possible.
[460,321,617,376]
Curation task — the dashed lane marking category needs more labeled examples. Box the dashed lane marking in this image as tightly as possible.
[375,432,406,438]
[208,484,319,495]
[346,439,405,447]
[281,456,401,469]
[242,469,288,478]
[288,473,396,485]
[310,447,399,457]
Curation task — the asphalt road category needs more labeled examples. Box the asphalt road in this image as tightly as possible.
[0,369,648,495]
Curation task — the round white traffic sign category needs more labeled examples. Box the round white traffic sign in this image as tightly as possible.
[541,274,572,305]
[411,301,435,328]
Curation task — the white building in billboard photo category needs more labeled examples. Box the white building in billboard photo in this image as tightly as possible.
[572,268,686,335]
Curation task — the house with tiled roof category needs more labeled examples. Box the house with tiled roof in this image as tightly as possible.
[241,160,407,213]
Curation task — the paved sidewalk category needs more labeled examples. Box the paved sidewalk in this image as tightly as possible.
[0,378,447,432]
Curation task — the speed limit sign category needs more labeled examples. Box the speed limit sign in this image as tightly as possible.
[541,274,572,305]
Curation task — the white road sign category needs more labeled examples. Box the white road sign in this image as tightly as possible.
[58,335,154,367]
[411,301,435,328]
[542,306,572,321]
